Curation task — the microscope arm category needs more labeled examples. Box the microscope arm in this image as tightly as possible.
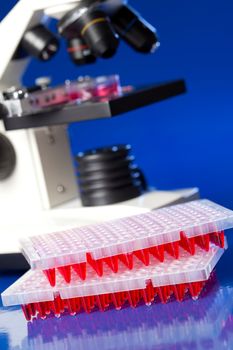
[0,1,187,217]
[0,1,39,88]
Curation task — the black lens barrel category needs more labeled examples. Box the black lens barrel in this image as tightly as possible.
[21,25,59,61]
[78,10,119,58]
[58,8,119,59]
[76,145,146,206]
[67,37,96,65]
[111,5,158,53]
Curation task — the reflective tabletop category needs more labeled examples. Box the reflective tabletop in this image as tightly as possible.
[1,232,233,350]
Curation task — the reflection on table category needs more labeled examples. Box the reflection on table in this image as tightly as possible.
[1,279,233,350]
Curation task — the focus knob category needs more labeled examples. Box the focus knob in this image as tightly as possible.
[0,133,16,180]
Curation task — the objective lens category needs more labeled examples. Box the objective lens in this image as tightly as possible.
[111,5,159,53]
[67,37,96,65]
[21,25,59,61]
[78,10,119,58]
[59,8,119,59]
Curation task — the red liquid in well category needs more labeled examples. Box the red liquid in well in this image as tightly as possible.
[21,280,207,322]
[43,231,225,286]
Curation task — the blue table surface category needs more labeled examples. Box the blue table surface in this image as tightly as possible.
[1,233,233,350]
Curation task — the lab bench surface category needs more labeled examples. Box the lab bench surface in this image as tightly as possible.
[0,232,233,350]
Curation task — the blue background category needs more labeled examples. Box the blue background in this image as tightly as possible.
[1,4,233,348]
[1,0,233,208]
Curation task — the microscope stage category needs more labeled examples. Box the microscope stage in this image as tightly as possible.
[3,80,185,130]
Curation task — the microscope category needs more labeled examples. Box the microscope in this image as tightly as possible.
[0,0,194,269]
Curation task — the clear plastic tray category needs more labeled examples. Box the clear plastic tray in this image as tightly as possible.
[21,200,232,271]
[2,244,224,308]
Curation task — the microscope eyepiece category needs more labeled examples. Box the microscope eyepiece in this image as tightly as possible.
[21,25,59,61]
[58,7,119,59]
[111,5,159,53]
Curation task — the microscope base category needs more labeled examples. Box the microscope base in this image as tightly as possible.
[0,187,199,271]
